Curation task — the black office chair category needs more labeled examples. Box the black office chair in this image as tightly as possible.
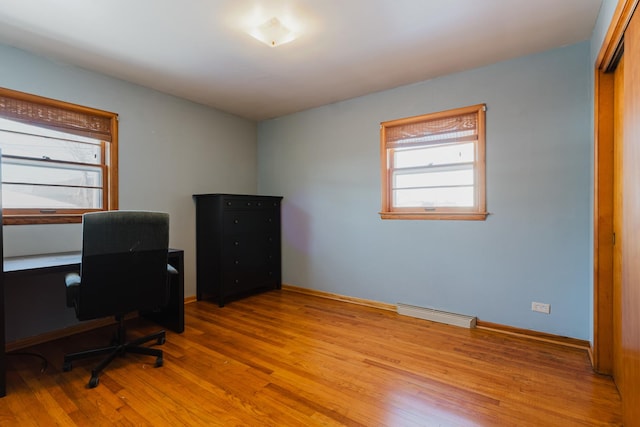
[63,210,175,388]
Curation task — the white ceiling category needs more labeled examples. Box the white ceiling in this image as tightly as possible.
[0,0,602,121]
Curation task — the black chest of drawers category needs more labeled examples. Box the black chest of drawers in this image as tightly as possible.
[193,194,283,307]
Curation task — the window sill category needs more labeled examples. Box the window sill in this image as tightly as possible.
[3,214,84,225]
[379,211,489,221]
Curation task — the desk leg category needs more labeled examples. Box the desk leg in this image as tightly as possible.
[0,282,5,398]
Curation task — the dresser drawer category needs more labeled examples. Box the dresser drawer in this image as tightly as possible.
[222,212,279,233]
[222,235,279,267]
[222,270,278,293]
[222,197,280,211]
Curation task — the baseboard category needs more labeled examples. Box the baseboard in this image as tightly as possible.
[281,284,396,312]
[282,284,589,352]
[475,320,591,351]
[184,295,197,304]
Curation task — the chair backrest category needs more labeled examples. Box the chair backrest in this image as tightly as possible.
[76,211,170,320]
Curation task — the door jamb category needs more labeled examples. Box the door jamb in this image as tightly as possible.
[593,0,638,374]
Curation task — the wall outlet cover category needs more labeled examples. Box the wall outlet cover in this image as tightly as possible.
[531,301,551,314]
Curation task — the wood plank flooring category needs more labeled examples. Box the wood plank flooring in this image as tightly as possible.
[0,290,622,426]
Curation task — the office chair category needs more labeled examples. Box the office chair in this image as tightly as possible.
[63,210,175,388]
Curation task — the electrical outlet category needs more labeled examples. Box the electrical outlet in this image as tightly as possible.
[531,302,550,314]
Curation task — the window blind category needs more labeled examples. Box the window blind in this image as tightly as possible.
[385,112,478,149]
[0,88,114,141]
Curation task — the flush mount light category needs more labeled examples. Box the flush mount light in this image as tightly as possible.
[249,17,297,47]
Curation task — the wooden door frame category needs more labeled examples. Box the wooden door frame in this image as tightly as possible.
[593,0,638,374]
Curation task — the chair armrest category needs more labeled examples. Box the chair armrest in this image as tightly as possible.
[65,272,81,308]
[167,264,178,275]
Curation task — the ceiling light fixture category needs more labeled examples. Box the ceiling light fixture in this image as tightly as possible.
[249,17,297,47]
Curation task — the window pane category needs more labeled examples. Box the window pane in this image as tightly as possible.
[393,187,474,208]
[394,168,473,189]
[3,183,102,209]
[0,127,102,164]
[1,117,105,210]
[3,160,102,187]
[394,142,474,169]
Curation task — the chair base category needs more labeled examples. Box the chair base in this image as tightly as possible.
[63,316,165,388]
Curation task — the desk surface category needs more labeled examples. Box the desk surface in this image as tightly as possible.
[4,249,182,276]
[4,251,81,275]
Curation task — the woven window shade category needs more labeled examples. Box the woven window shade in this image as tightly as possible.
[385,112,477,149]
[0,94,113,141]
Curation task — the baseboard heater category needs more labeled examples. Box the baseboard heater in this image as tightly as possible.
[397,303,477,328]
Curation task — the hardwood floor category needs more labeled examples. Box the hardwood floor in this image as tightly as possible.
[0,290,622,426]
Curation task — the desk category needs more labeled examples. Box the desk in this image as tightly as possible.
[1,248,184,397]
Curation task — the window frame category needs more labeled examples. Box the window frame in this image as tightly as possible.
[379,104,487,220]
[0,87,119,225]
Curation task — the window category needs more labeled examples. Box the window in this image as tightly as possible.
[380,104,487,220]
[0,87,118,225]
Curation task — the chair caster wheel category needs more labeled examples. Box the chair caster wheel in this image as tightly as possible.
[155,357,163,368]
[88,376,99,388]
[63,361,72,372]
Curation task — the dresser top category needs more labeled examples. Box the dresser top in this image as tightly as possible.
[193,193,283,200]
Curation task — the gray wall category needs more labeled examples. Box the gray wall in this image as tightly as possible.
[258,42,592,340]
[1,43,257,341]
